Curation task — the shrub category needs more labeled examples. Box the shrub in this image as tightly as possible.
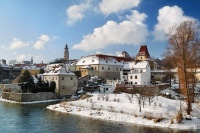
[176,111,183,124]
[117,98,120,102]
[106,95,109,101]
[113,98,116,102]
[170,118,174,124]
[143,112,153,120]
[97,96,100,101]
[90,98,93,103]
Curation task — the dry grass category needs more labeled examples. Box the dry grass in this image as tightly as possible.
[176,111,183,124]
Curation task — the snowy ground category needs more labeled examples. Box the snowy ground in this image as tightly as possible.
[47,93,200,131]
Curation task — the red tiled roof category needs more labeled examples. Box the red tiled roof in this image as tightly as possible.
[137,45,150,58]
[95,54,133,62]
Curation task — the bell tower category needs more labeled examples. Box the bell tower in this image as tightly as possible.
[64,43,69,63]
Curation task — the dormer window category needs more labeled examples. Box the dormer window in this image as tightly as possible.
[82,60,85,63]
[106,61,108,63]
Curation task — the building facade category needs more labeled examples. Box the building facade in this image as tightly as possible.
[75,54,133,80]
[124,61,151,85]
[43,64,77,97]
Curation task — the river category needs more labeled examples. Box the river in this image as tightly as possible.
[0,100,198,133]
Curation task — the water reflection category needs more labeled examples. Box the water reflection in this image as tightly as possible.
[0,102,198,133]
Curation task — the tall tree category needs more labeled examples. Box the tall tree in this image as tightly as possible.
[164,20,200,115]
[39,68,45,74]
[19,70,33,83]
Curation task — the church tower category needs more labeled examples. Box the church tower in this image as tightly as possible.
[31,57,33,64]
[64,43,69,63]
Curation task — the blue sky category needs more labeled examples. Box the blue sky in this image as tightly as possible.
[0,0,200,64]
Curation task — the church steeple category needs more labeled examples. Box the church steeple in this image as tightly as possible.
[64,43,69,63]
[31,57,33,64]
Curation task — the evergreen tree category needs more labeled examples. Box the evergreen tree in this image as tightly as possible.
[39,68,45,74]
[19,70,33,83]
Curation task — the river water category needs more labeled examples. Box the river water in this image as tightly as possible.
[0,101,198,133]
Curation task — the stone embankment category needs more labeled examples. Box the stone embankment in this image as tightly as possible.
[2,92,58,102]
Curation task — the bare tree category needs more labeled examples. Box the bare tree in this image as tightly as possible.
[164,20,200,115]
[9,59,17,66]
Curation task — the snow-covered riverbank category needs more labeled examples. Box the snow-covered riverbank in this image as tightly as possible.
[0,96,61,104]
[47,93,200,131]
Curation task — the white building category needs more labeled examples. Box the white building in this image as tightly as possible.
[43,64,78,97]
[124,61,151,85]
[75,54,132,80]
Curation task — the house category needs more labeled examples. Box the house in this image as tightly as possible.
[98,84,115,93]
[135,45,157,70]
[75,54,133,80]
[124,61,151,85]
[43,64,78,98]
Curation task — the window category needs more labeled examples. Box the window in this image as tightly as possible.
[56,77,57,80]
[135,82,137,84]
[141,57,142,59]
[106,88,108,91]
[52,77,54,80]
[120,68,121,71]
[102,67,104,70]
[70,77,73,80]
[130,76,132,79]
[106,61,108,63]
[95,67,97,70]
[140,70,143,73]
[108,67,110,70]
[116,68,118,71]
[62,86,65,89]
[62,77,64,80]
[135,75,137,79]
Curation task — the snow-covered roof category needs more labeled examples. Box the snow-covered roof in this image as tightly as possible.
[124,61,149,70]
[76,54,132,66]
[81,65,92,69]
[0,63,11,69]
[43,66,75,76]
[22,65,45,70]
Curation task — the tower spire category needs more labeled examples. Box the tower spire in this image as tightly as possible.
[64,43,69,63]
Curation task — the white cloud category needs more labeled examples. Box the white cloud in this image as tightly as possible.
[153,6,195,41]
[99,0,141,15]
[9,38,29,49]
[33,34,50,50]
[73,10,149,51]
[17,54,26,61]
[66,0,91,26]
[95,51,114,56]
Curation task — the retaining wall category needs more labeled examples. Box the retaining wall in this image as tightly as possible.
[2,92,58,102]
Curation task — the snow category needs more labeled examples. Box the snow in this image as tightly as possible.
[47,93,200,130]
[43,66,75,76]
[124,61,149,70]
[76,55,126,66]
[0,96,60,104]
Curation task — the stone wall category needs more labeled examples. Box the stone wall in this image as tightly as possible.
[2,92,58,102]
